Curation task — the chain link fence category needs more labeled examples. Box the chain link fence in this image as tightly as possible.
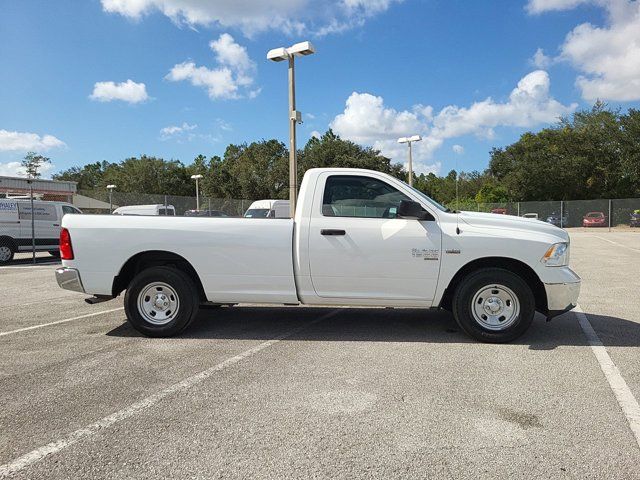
[473,199,640,229]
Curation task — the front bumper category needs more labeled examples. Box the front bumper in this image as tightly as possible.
[544,279,580,318]
[55,267,85,293]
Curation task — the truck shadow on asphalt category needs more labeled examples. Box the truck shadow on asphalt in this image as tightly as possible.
[106,306,640,350]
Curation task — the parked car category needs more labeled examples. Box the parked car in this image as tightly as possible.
[521,213,539,220]
[0,199,82,264]
[244,200,290,218]
[184,210,230,217]
[56,167,580,344]
[630,210,640,228]
[546,212,568,227]
[583,211,606,227]
[112,204,176,216]
[490,208,507,215]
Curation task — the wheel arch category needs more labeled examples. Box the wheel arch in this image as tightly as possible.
[112,250,206,301]
[440,257,548,314]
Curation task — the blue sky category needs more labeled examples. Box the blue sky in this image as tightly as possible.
[1,0,639,178]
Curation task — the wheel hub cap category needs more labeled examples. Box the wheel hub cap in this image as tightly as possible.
[137,282,180,326]
[471,284,520,331]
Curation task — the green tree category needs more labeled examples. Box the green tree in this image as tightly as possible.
[298,130,405,180]
[475,183,509,203]
[489,102,640,200]
[22,152,50,178]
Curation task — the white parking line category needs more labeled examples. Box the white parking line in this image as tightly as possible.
[575,305,640,450]
[0,308,125,337]
[591,235,640,253]
[0,309,339,477]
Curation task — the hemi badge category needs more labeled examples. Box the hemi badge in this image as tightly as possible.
[445,249,461,254]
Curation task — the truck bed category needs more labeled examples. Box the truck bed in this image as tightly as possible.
[63,215,299,304]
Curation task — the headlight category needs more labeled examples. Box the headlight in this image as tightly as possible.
[541,242,569,267]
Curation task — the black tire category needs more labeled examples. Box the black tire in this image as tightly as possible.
[49,250,61,258]
[452,268,535,343]
[0,238,15,264]
[124,266,200,337]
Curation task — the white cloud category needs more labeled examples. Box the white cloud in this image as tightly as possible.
[90,79,149,103]
[160,122,198,139]
[529,0,640,101]
[330,71,575,173]
[215,118,233,131]
[166,34,256,100]
[100,0,401,36]
[530,47,553,68]
[210,33,254,74]
[330,92,442,173]
[452,145,464,155]
[310,130,322,139]
[0,161,54,178]
[526,0,592,14]
[0,130,66,152]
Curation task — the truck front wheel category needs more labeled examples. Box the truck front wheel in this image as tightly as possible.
[124,266,200,337]
[452,268,535,343]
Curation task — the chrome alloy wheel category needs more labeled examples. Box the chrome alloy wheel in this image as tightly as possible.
[137,282,180,325]
[471,284,520,331]
[0,245,12,262]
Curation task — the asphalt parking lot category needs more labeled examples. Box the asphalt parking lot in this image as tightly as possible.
[1,231,639,479]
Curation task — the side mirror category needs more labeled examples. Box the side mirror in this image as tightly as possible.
[398,200,434,221]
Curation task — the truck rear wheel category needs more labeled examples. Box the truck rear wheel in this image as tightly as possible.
[452,268,535,343]
[124,266,200,337]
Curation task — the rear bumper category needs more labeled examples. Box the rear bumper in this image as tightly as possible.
[55,267,85,293]
[545,280,580,318]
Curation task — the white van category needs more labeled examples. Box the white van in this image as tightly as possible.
[0,199,82,264]
[244,200,290,218]
[112,204,176,216]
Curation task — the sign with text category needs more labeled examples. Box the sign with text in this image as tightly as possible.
[0,200,19,222]
[18,203,58,221]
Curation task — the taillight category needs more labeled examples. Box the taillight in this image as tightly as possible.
[60,227,74,260]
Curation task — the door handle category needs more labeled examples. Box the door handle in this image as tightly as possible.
[321,229,346,236]
[53,224,60,227]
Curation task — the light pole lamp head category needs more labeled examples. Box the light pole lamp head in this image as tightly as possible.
[288,41,315,57]
[267,47,289,62]
[398,135,422,144]
[190,174,203,180]
[267,41,315,62]
[106,184,117,190]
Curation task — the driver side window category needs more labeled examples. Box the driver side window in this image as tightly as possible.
[322,175,410,218]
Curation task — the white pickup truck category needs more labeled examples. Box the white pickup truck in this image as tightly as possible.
[55,168,580,343]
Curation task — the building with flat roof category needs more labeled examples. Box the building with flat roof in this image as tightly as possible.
[0,175,77,202]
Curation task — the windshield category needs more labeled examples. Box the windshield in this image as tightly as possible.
[244,208,270,218]
[404,184,449,212]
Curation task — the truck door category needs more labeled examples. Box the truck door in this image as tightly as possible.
[308,173,442,302]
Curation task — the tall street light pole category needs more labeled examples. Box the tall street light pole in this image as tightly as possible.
[191,174,203,211]
[106,185,117,214]
[397,135,422,187]
[267,41,315,218]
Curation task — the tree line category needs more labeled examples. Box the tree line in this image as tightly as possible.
[53,103,640,204]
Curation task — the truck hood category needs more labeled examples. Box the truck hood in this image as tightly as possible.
[458,211,569,242]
